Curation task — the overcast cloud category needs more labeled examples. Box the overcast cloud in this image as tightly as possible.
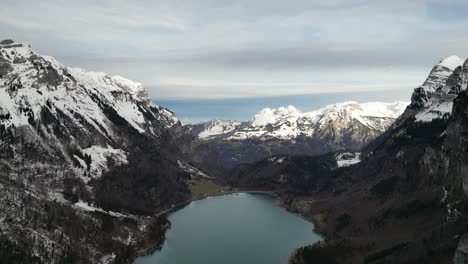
[2,0,468,99]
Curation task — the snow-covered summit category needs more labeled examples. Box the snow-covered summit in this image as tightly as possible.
[439,55,465,71]
[251,105,299,127]
[231,101,407,140]
[410,55,468,123]
[421,55,465,92]
[0,40,175,132]
[252,101,407,127]
[68,68,151,102]
[191,101,408,141]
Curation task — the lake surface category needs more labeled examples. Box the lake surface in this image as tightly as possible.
[134,193,322,264]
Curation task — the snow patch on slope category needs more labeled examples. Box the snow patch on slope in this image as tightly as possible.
[82,146,128,179]
[415,101,454,122]
[335,152,361,167]
[268,156,285,164]
[74,200,133,218]
[197,119,242,139]
[177,160,212,179]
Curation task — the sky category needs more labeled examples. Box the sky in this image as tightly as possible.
[1,0,468,120]
[157,89,411,123]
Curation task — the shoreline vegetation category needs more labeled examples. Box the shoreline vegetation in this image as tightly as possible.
[133,178,323,263]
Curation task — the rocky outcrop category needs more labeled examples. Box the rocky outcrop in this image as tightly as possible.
[0,40,192,263]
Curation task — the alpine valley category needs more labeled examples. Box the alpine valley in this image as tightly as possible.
[2,37,468,264]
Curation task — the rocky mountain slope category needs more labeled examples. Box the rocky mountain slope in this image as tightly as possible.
[0,39,192,264]
[231,55,468,263]
[189,101,407,177]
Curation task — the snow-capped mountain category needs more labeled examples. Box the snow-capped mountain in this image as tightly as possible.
[192,102,407,141]
[189,101,407,176]
[0,40,191,263]
[409,55,466,122]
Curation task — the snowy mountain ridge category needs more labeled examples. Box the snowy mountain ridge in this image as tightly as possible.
[421,55,465,92]
[0,41,176,132]
[191,101,408,141]
[410,55,467,123]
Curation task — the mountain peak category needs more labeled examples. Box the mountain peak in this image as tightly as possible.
[415,55,466,99]
[251,105,300,127]
[408,55,467,121]
[0,41,176,132]
[0,41,152,103]
[438,55,465,70]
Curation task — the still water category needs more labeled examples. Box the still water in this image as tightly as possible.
[134,193,321,264]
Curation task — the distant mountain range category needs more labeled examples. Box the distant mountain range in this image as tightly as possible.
[188,101,407,176]
[191,101,407,140]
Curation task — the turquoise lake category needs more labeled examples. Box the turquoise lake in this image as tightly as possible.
[134,193,322,264]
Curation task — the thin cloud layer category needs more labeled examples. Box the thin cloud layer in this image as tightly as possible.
[1,0,468,99]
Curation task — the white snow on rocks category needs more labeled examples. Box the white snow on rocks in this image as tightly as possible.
[421,55,465,92]
[82,145,128,178]
[197,119,242,139]
[268,156,285,163]
[251,106,299,127]
[68,67,151,133]
[335,152,361,167]
[74,200,133,218]
[177,160,212,178]
[0,88,30,127]
[226,101,408,140]
[412,56,468,123]
[439,55,465,71]
[0,40,180,182]
[0,41,177,136]
[415,101,454,122]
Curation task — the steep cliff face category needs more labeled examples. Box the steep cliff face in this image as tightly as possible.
[0,40,191,263]
[190,101,406,177]
[446,89,468,263]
